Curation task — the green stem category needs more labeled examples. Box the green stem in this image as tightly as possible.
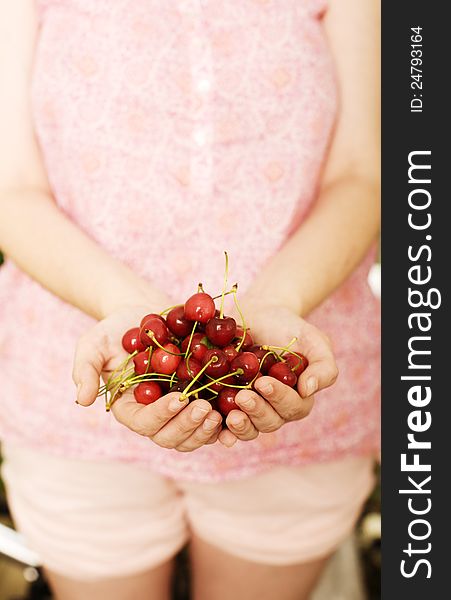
[219,251,229,319]
[159,303,183,316]
[232,286,247,351]
[144,332,180,356]
[184,368,244,398]
[183,321,198,357]
[263,338,298,357]
[179,355,218,400]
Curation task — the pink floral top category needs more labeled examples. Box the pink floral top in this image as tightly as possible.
[0,0,380,482]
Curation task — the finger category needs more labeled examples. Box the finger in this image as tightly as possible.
[296,327,338,398]
[73,330,107,406]
[298,357,339,399]
[234,389,285,433]
[218,428,238,448]
[225,410,259,441]
[254,377,314,421]
[175,410,223,452]
[205,430,221,445]
[152,399,213,449]
[111,391,189,436]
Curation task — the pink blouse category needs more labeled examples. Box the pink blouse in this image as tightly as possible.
[0,0,380,481]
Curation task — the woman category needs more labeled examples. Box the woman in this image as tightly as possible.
[0,0,380,598]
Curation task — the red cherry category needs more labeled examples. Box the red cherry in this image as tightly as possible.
[231,351,260,383]
[150,343,181,375]
[223,345,239,362]
[184,292,216,324]
[284,352,309,376]
[249,345,277,374]
[169,381,190,394]
[205,316,237,347]
[133,350,152,375]
[181,333,209,362]
[176,356,203,381]
[122,327,146,354]
[166,306,193,338]
[202,348,230,378]
[139,313,165,327]
[268,362,298,387]
[134,381,162,405]
[234,327,254,350]
[217,388,240,416]
[139,317,169,348]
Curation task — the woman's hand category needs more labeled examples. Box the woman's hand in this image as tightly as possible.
[219,304,338,447]
[73,306,223,452]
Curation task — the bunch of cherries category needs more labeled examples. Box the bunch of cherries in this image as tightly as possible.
[100,257,308,424]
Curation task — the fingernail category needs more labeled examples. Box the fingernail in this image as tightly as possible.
[170,398,185,412]
[256,382,273,396]
[226,437,237,447]
[306,377,318,396]
[192,406,209,422]
[229,414,245,429]
[238,396,255,410]
[203,417,219,432]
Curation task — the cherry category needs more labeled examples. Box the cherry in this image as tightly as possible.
[205,316,237,347]
[268,362,298,387]
[170,381,190,394]
[122,327,146,354]
[217,388,240,416]
[133,350,152,375]
[134,381,162,405]
[249,345,277,374]
[139,317,169,348]
[181,333,209,362]
[184,292,216,323]
[231,351,260,383]
[234,326,254,349]
[202,348,230,378]
[223,345,239,362]
[176,356,202,381]
[166,306,193,338]
[284,352,309,376]
[150,343,181,375]
[140,313,165,327]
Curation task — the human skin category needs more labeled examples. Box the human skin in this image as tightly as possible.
[0,0,379,597]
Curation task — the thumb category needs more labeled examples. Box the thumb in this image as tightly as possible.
[72,330,106,406]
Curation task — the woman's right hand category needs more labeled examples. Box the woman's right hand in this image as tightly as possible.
[72,306,224,452]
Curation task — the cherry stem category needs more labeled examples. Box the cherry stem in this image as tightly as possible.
[179,355,219,400]
[105,351,137,392]
[185,352,195,378]
[259,350,278,372]
[159,303,183,316]
[212,289,236,301]
[198,282,205,293]
[183,321,198,357]
[146,332,180,356]
[219,251,229,319]
[184,368,244,398]
[232,286,247,351]
[205,372,250,390]
[262,338,298,358]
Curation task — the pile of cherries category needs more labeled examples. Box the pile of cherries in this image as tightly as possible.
[102,282,308,423]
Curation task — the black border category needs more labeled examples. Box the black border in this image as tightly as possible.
[382,1,449,596]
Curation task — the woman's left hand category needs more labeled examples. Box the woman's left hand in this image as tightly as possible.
[218,304,339,447]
